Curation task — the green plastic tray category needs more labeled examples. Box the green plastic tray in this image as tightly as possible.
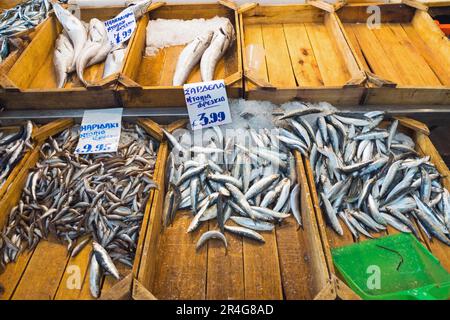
[332,233,450,300]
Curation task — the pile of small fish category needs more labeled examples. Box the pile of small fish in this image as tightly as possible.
[162,124,302,250]
[0,123,158,298]
[277,105,450,245]
[0,0,51,62]
[52,0,150,88]
[0,0,51,38]
[172,19,235,85]
[0,121,33,188]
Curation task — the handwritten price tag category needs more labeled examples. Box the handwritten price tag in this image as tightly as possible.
[104,7,136,46]
[184,80,232,130]
[75,108,123,154]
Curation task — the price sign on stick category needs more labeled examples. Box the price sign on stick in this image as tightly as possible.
[184,80,232,130]
[75,108,123,154]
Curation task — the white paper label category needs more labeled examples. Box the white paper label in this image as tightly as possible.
[75,108,123,154]
[104,7,136,46]
[184,80,232,130]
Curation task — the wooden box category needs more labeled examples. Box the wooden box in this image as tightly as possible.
[130,121,335,300]
[0,118,162,300]
[118,2,243,108]
[304,118,450,300]
[239,4,366,105]
[337,3,450,105]
[0,7,129,110]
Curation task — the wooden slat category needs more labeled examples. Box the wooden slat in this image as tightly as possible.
[53,243,94,300]
[348,24,401,84]
[283,24,324,87]
[152,213,208,300]
[402,24,450,86]
[206,222,244,299]
[388,24,442,86]
[261,24,297,88]
[0,248,35,300]
[305,23,350,86]
[243,228,283,300]
[11,239,70,300]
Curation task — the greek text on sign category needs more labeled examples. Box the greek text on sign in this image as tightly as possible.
[184,80,232,130]
[104,7,136,46]
[75,108,123,154]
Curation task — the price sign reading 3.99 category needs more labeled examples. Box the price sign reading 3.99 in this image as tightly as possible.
[184,80,232,130]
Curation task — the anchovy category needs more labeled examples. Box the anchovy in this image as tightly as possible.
[196,230,227,250]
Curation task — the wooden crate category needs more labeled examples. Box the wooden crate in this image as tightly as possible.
[337,3,450,105]
[0,7,129,110]
[131,121,335,300]
[304,117,450,300]
[0,118,162,300]
[118,2,243,108]
[239,4,366,105]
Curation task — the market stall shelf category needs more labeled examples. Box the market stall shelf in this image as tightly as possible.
[0,118,161,300]
[118,2,243,108]
[338,3,450,105]
[131,121,334,300]
[304,118,450,300]
[239,4,366,105]
[0,7,128,110]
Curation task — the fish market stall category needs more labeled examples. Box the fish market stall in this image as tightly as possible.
[0,118,161,300]
[0,2,151,110]
[338,3,450,105]
[118,2,242,108]
[132,101,334,300]
[239,4,366,105]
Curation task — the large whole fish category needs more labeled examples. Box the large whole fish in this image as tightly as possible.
[200,21,234,82]
[172,31,213,86]
[0,123,158,298]
[53,3,87,70]
[76,18,111,86]
[54,31,74,88]
[102,44,126,79]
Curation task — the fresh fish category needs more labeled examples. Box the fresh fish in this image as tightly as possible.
[53,3,88,70]
[103,45,126,78]
[200,21,234,81]
[224,225,265,243]
[196,230,227,250]
[173,31,213,86]
[92,241,120,280]
[54,32,74,88]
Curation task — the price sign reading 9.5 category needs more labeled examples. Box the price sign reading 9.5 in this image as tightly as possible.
[75,108,123,155]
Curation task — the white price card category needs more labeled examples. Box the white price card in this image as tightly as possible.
[104,7,136,46]
[75,108,123,154]
[184,80,232,130]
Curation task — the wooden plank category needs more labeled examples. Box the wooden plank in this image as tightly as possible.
[243,229,283,300]
[388,23,442,86]
[243,4,325,25]
[402,23,450,86]
[343,24,370,71]
[305,23,350,86]
[0,248,35,300]
[349,24,400,84]
[206,222,244,299]
[99,273,133,300]
[151,213,208,300]
[283,23,324,87]
[137,53,166,86]
[53,243,94,300]
[261,24,297,87]
[11,239,70,300]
